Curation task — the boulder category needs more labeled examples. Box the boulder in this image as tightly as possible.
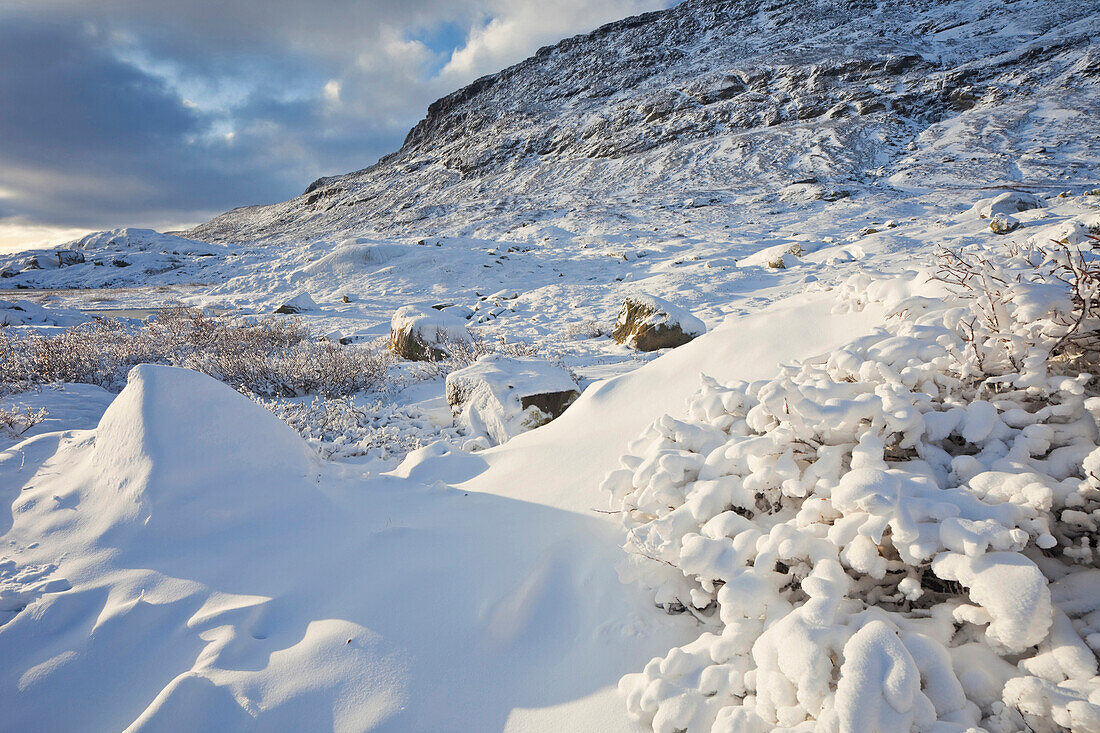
[274,291,318,314]
[989,212,1019,235]
[445,355,580,446]
[612,294,705,352]
[389,305,471,361]
[971,191,1043,219]
[57,250,85,266]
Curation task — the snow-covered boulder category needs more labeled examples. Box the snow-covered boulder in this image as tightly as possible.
[612,294,705,351]
[970,191,1044,219]
[989,212,1020,234]
[274,291,318,314]
[1028,219,1095,247]
[445,355,579,446]
[389,304,471,361]
[17,250,85,272]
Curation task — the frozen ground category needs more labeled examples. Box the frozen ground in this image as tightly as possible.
[2,189,1100,730]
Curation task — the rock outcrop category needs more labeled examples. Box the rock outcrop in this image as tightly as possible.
[186,0,1100,246]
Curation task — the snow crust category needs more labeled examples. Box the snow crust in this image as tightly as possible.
[0,363,692,731]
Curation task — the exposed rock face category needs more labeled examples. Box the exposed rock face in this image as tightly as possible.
[389,305,471,361]
[186,0,1100,246]
[445,354,580,446]
[612,294,705,352]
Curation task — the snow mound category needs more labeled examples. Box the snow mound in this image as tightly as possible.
[0,299,87,327]
[76,227,227,256]
[968,192,1044,220]
[274,291,319,313]
[737,242,817,269]
[93,364,316,536]
[607,242,1100,731]
[302,239,411,277]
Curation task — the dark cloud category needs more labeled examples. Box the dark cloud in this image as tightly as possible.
[0,16,401,228]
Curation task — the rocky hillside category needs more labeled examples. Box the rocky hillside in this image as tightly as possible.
[188,0,1100,244]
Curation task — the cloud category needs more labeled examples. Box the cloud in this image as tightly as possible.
[439,1,661,82]
[0,0,675,241]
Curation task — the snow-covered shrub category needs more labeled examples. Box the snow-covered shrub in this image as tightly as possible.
[410,333,542,380]
[0,406,47,439]
[606,240,1100,731]
[0,307,392,398]
[258,395,427,461]
[565,319,609,340]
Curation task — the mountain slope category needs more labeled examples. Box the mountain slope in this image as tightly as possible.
[187,0,1100,245]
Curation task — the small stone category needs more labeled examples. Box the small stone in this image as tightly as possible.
[989,212,1019,235]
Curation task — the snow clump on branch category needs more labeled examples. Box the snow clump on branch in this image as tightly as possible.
[606,236,1100,732]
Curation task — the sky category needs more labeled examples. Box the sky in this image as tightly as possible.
[0,0,675,251]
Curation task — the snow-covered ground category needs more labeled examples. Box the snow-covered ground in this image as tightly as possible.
[2,189,1100,730]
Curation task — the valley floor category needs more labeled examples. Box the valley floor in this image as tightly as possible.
[1,190,1099,730]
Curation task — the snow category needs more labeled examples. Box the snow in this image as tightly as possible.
[445,355,578,447]
[0,363,690,731]
[4,192,1100,730]
[1,0,1099,726]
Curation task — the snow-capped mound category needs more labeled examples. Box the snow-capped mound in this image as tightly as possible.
[301,239,412,277]
[0,227,235,289]
[92,364,317,536]
[76,228,228,256]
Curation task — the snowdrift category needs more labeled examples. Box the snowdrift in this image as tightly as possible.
[0,365,689,731]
